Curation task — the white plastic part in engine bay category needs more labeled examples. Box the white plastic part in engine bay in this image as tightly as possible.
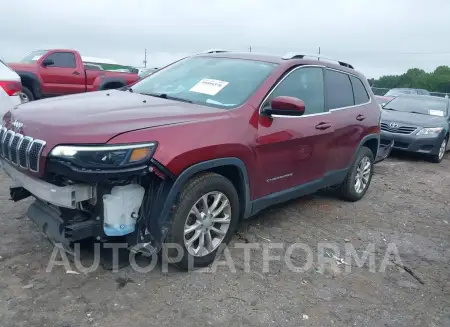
[102,184,145,236]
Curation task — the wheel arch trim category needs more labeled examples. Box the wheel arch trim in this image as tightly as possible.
[156,157,251,243]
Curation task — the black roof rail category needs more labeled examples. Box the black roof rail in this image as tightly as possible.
[281,52,354,69]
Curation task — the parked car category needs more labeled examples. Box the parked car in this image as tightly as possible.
[0,51,385,269]
[384,88,430,97]
[375,95,394,106]
[380,95,449,162]
[0,59,22,116]
[7,49,140,102]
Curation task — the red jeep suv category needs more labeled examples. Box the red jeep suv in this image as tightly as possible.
[0,51,383,269]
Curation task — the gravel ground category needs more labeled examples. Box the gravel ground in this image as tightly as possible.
[0,152,449,327]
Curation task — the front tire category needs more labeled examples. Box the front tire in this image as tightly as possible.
[164,173,240,270]
[338,146,374,202]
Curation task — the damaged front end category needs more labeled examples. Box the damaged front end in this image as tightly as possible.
[2,142,177,257]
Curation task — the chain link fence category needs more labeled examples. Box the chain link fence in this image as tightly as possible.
[371,87,449,98]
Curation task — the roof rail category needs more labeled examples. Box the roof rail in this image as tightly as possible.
[281,52,354,69]
[200,49,230,54]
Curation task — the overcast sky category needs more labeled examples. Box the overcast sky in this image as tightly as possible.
[1,0,450,79]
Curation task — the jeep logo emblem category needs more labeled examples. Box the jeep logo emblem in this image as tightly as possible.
[12,119,23,132]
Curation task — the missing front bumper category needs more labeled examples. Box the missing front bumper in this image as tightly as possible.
[27,199,101,253]
[1,160,95,209]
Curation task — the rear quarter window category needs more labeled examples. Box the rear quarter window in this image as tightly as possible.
[349,75,370,105]
[324,69,354,109]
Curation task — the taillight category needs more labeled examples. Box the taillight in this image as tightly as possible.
[0,81,22,96]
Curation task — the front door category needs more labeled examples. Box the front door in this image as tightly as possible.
[38,51,85,96]
[253,66,334,199]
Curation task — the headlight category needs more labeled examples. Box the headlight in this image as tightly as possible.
[49,142,157,168]
[416,127,444,136]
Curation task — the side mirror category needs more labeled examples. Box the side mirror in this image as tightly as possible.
[41,58,54,67]
[264,96,305,116]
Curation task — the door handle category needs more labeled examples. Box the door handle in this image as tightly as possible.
[356,114,366,121]
[73,71,80,75]
[315,122,332,130]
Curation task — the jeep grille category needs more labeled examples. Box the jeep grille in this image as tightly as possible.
[0,126,46,172]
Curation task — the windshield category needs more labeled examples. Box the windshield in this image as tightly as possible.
[384,89,415,96]
[383,96,448,116]
[20,50,48,63]
[131,56,277,109]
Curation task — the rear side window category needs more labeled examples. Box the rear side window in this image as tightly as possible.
[45,52,76,68]
[350,75,369,104]
[324,69,354,109]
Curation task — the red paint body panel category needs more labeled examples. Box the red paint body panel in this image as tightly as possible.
[8,49,139,97]
[2,53,381,202]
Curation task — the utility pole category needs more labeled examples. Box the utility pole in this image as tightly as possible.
[318,47,320,60]
[143,48,147,68]
[249,46,252,52]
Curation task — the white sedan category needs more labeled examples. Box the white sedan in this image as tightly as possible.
[0,59,23,117]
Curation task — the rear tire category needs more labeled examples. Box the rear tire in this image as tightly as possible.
[20,86,34,102]
[163,173,240,270]
[338,146,374,202]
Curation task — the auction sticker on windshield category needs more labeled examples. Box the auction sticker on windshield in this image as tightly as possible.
[190,79,229,96]
[429,110,444,116]
[32,55,43,61]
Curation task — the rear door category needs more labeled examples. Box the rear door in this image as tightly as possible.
[326,69,370,171]
[38,52,85,96]
[254,66,334,198]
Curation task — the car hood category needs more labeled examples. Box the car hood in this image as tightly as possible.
[3,90,229,145]
[381,109,447,127]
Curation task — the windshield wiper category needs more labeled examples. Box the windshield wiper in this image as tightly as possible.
[382,107,397,111]
[143,92,193,103]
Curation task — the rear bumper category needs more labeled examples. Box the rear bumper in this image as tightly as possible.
[380,130,444,155]
[1,159,95,209]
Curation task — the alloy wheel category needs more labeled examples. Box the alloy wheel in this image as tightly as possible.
[354,156,371,194]
[184,191,231,257]
[438,139,446,160]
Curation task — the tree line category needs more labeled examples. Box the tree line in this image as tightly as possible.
[368,65,450,94]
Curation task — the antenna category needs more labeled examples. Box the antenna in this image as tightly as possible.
[143,48,147,68]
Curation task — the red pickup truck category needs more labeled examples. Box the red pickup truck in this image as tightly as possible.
[8,49,139,102]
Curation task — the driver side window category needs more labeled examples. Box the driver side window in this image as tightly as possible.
[263,67,325,115]
[45,52,76,68]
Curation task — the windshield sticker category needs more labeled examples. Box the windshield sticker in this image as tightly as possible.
[190,79,229,96]
[429,110,444,116]
[31,55,43,61]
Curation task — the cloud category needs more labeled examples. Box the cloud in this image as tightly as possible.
[1,0,450,78]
